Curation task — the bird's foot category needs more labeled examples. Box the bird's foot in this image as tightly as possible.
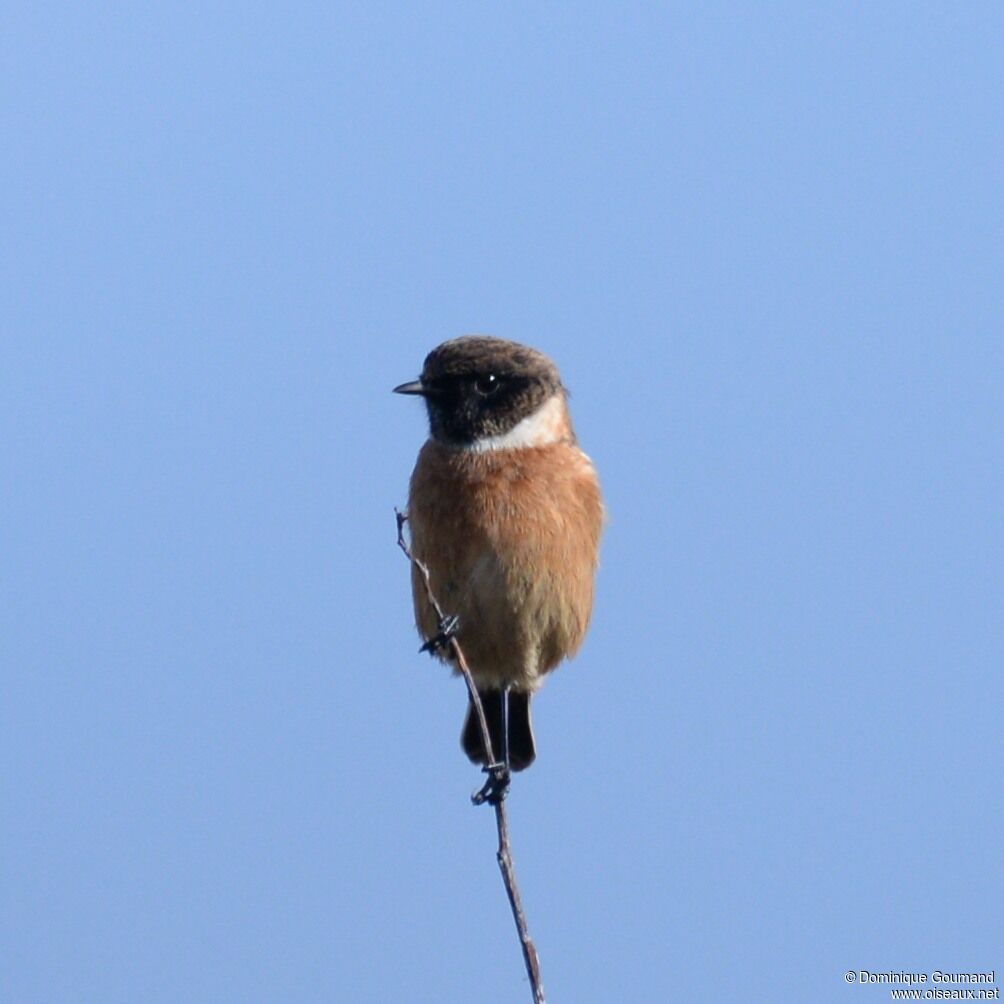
[419,614,460,655]
[472,762,511,806]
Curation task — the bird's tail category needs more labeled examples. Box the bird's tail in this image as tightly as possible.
[461,689,536,772]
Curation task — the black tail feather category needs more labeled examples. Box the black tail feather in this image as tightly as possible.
[461,689,536,772]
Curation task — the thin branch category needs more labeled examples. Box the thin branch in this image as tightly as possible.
[395,508,547,1004]
[494,798,546,1003]
[395,509,495,766]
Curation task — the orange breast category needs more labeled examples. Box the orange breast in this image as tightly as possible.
[407,440,604,690]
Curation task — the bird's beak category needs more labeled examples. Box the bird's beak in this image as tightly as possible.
[393,379,426,396]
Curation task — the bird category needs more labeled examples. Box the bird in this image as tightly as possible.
[395,336,603,790]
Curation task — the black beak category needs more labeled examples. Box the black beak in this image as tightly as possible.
[393,379,426,396]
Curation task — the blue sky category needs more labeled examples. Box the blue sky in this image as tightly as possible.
[3,4,1002,1002]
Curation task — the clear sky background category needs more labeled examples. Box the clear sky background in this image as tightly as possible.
[3,4,1002,1003]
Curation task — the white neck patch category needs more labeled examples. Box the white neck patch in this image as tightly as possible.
[463,392,569,453]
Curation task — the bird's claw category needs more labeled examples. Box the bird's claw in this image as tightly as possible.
[419,614,460,655]
[472,763,511,806]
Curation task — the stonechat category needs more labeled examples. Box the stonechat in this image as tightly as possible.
[395,336,603,775]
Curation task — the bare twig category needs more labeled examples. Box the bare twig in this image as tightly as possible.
[395,508,547,1004]
[395,509,495,765]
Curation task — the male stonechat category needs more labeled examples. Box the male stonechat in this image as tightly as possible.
[395,336,603,779]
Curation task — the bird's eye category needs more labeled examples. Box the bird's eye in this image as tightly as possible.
[474,373,501,396]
